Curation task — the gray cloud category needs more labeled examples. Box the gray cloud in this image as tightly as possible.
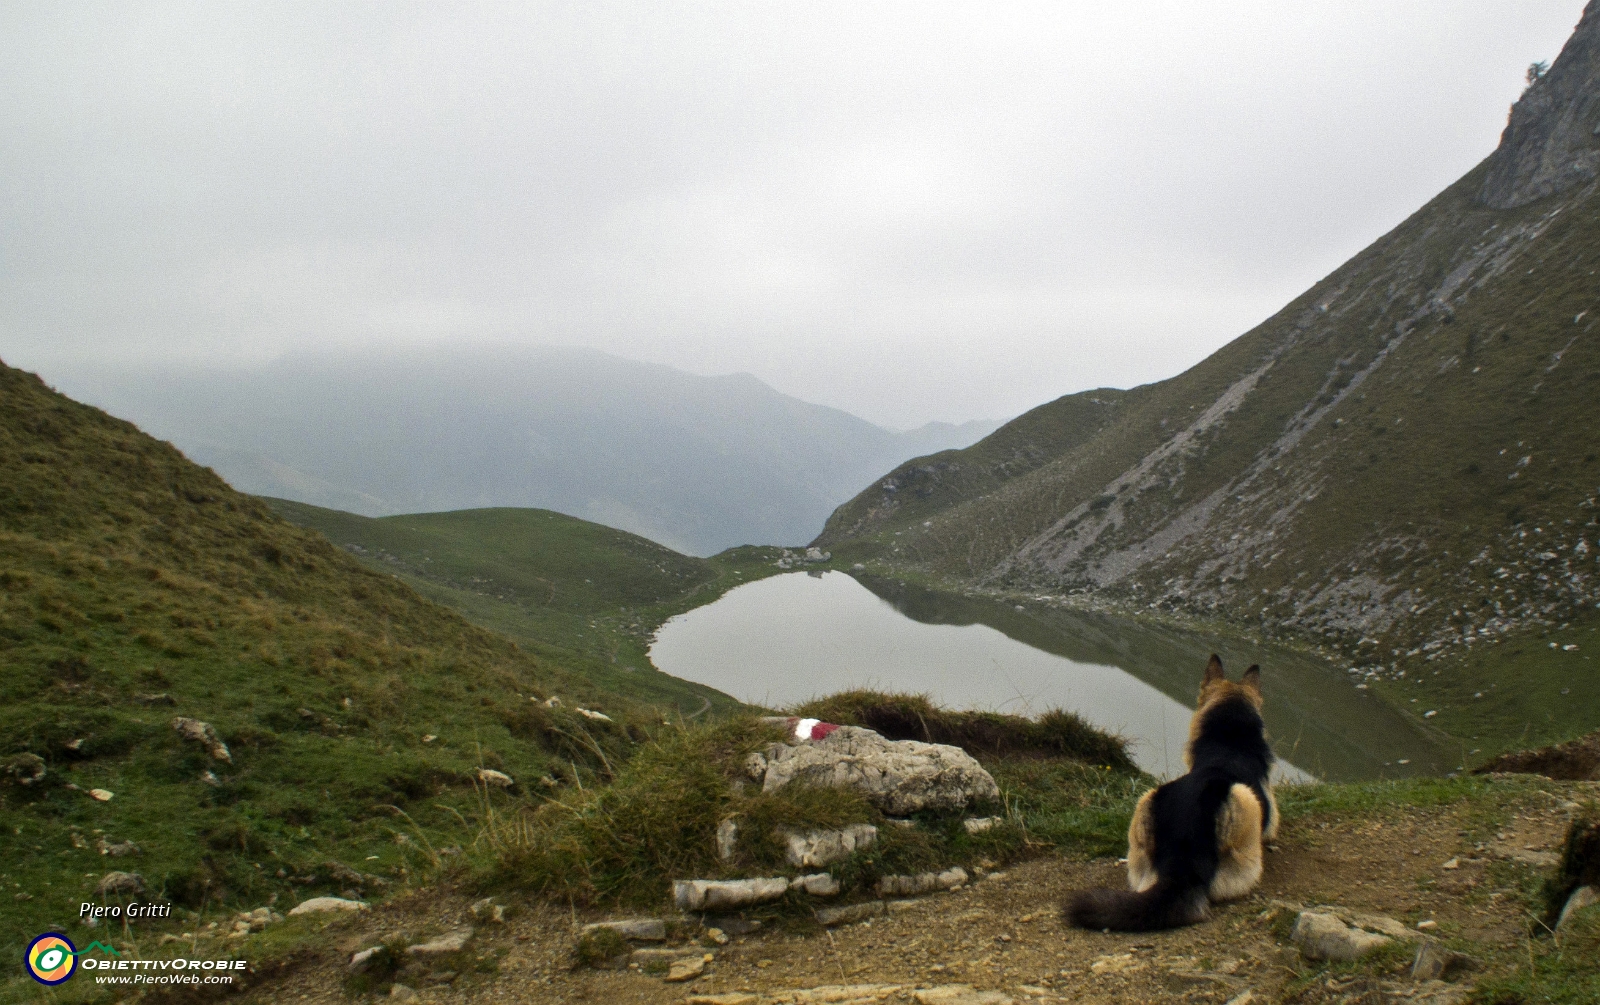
[0,1,1583,427]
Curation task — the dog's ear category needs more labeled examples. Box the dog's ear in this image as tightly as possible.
[1241,665,1261,693]
[1203,654,1225,685]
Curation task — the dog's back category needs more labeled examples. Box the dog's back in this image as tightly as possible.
[1065,656,1275,931]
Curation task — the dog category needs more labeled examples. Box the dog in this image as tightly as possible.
[1065,654,1277,931]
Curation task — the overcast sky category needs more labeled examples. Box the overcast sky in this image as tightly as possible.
[0,2,1584,428]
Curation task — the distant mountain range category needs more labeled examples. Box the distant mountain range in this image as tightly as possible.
[52,347,1000,555]
[818,5,1600,749]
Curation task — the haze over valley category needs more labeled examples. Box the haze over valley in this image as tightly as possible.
[56,346,999,555]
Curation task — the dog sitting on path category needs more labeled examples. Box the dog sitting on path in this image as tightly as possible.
[1065,654,1278,931]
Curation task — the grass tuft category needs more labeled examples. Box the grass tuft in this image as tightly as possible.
[792,690,1136,771]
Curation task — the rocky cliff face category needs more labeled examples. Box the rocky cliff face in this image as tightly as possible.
[1480,1,1600,209]
[817,9,1600,671]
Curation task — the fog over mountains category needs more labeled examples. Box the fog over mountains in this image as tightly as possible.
[55,347,999,555]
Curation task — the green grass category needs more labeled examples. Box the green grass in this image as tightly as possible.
[265,498,786,717]
[0,361,678,971]
[480,701,1147,911]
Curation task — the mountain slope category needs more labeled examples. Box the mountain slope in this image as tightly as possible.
[54,346,1000,556]
[818,5,1600,746]
[263,499,778,714]
[0,359,691,950]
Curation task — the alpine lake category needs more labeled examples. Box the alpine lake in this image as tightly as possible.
[651,571,1456,782]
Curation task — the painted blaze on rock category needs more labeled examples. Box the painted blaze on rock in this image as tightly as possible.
[748,720,999,815]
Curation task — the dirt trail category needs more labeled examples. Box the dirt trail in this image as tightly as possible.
[249,783,1591,1005]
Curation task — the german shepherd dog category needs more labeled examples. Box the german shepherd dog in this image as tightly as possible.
[1065,654,1277,931]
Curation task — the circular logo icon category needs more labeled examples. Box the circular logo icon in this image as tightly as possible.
[27,933,77,985]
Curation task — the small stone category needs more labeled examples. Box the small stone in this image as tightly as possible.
[172,717,232,762]
[88,788,114,802]
[469,897,504,923]
[963,817,1002,834]
[706,916,762,936]
[388,985,417,1001]
[95,871,145,897]
[684,996,759,1005]
[349,947,380,973]
[1441,857,1459,870]
[476,768,514,787]
[1223,993,1257,1005]
[1557,885,1600,930]
[581,919,666,942]
[1511,849,1562,868]
[97,838,141,857]
[1291,911,1391,961]
[406,929,473,956]
[629,948,699,966]
[674,877,790,911]
[815,901,886,926]
[780,824,878,868]
[704,927,730,945]
[1411,938,1477,981]
[876,867,968,897]
[664,955,706,982]
[1416,919,1438,931]
[716,818,739,861]
[790,873,841,897]
[914,986,1014,1005]
[288,897,367,916]
[576,708,612,722]
[1090,953,1138,975]
[199,770,221,787]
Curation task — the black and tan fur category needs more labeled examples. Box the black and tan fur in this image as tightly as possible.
[1065,654,1277,931]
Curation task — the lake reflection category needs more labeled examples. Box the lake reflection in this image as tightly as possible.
[651,572,1453,781]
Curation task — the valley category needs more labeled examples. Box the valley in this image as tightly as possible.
[5,6,1600,1004]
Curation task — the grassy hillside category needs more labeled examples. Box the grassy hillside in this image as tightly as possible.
[816,33,1600,755]
[264,500,781,716]
[0,361,692,955]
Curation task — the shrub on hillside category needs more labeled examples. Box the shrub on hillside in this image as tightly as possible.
[792,690,1134,771]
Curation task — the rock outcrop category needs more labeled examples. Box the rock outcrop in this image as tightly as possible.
[172,717,231,763]
[747,723,999,815]
[780,824,878,868]
[1480,1,1600,209]
[1290,911,1391,961]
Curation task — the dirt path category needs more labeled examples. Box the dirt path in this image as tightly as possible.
[246,783,1590,1005]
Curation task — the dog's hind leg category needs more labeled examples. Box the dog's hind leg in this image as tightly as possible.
[1126,789,1159,892]
[1262,785,1280,842]
[1209,784,1264,902]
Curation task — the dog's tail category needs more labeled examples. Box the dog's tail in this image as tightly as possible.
[1063,879,1209,932]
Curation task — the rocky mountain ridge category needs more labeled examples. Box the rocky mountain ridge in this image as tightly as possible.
[816,3,1600,687]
